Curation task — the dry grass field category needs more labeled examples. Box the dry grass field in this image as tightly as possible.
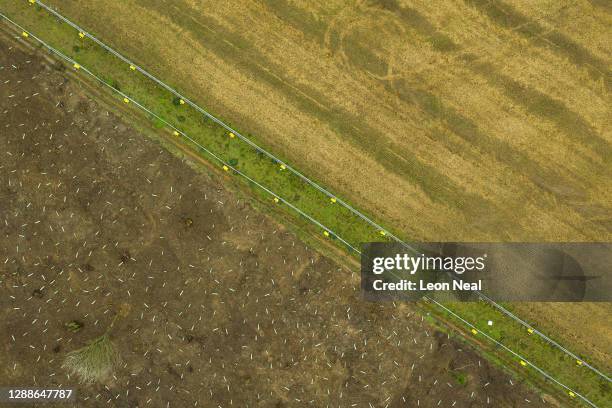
[28,0,611,371]
[38,0,611,242]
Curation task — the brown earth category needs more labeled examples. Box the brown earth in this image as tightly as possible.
[0,35,555,407]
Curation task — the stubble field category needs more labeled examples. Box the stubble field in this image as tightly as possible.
[33,0,611,241]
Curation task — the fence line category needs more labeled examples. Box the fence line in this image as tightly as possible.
[0,13,360,256]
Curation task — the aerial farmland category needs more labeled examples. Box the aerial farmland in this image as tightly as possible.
[16,0,609,367]
[0,0,610,407]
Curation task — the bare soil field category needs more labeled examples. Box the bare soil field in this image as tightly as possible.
[0,36,554,407]
[21,0,611,375]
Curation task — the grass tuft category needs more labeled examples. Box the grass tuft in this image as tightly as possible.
[62,334,120,383]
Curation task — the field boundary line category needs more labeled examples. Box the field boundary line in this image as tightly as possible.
[28,0,612,385]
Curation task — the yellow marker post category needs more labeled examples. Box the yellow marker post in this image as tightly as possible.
[576,360,583,366]
[471,329,478,335]
[129,65,136,71]
[330,197,337,203]
[78,32,85,39]
[323,231,330,237]
[228,132,235,139]
[123,98,130,104]
[379,230,386,236]
[173,131,180,137]
[179,99,185,105]
[21,32,29,38]
[73,63,81,70]
[222,165,229,172]
[273,197,279,203]
[527,328,534,334]
[29,0,36,4]
[568,392,576,398]
[280,164,286,170]
[519,360,527,367]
